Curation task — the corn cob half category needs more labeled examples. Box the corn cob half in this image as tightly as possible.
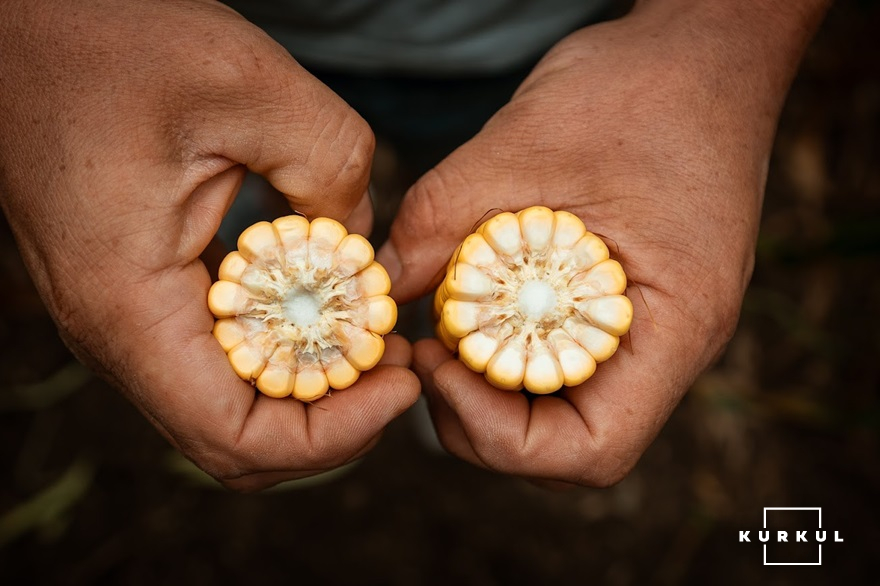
[208,215,396,401]
[434,206,632,394]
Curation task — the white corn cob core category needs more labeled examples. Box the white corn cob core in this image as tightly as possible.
[208,215,396,401]
[435,206,632,394]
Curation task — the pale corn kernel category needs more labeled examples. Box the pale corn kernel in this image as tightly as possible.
[228,339,272,380]
[457,233,499,268]
[308,217,348,270]
[364,295,397,335]
[480,212,524,263]
[356,262,392,297]
[485,338,526,391]
[335,233,374,278]
[518,206,556,253]
[436,206,632,394]
[256,367,296,399]
[444,262,494,301]
[562,317,620,363]
[433,285,448,321]
[212,318,247,352]
[237,221,280,263]
[218,251,250,283]
[323,355,360,390]
[551,211,587,249]
[577,296,633,337]
[457,331,499,373]
[441,298,482,339]
[547,328,597,387]
[523,339,564,395]
[569,259,628,297]
[569,232,610,270]
[208,281,252,318]
[272,215,310,249]
[340,323,385,371]
[255,346,297,398]
[293,365,329,402]
[207,215,397,401]
[435,319,459,352]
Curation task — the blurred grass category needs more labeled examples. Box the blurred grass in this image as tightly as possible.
[0,458,94,547]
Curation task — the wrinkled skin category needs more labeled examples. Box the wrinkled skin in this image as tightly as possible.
[377,2,828,486]
[0,0,419,492]
[0,0,826,490]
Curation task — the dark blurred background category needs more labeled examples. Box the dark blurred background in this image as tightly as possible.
[1,1,878,584]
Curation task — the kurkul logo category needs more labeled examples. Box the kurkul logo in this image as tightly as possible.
[739,507,843,566]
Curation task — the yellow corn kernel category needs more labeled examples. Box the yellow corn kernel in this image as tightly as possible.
[256,346,297,399]
[207,281,252,318]
[356,262,392,297]
[207,215,397,401]
[547,328,596,387]
[323,355,360,390]
[435,205,632,394]
[218,251,249,283]
[364,295,397,335]
[523,339,564,395]
[237,221,280,263]
[335,233,374,277]
[444,262,494,301]
[212,318,247,352]
[293,365,329,402]
[480,212,524,263]
[518,206,556,253]
[485,338,526,391]
[457,331,499,373]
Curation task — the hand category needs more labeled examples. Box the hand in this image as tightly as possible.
[378,1,827,486]
[0,0,418,491]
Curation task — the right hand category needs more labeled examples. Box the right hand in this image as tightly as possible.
[0,0,419,491]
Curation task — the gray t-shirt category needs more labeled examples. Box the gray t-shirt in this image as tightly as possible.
[226,0,613,75]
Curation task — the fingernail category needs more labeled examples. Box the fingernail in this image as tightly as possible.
[376,241,402,282]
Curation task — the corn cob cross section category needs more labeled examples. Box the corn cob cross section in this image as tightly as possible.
[434,206,633,394]
[208,215,396,401]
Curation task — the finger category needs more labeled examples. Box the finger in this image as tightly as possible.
[187,26,375,227]
[199,236,229,281]
[378,333,413,368]
[234,365,420,473]
[426,289,696,486]
[376,168,485,303]
[221,432,382,493]
[413,339,481,464]
[525,478,578,492]
[342,188,374,237]
[377,150,537,303]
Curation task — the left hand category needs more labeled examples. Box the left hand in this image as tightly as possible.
[377,1,827,486]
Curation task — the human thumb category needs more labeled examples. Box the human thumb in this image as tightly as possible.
[377,165,496,303]
[185,25,375,230]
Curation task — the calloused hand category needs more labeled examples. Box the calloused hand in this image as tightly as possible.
[0,0,418,491]
[378,1,827,486]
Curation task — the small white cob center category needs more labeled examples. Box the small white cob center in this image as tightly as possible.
[282,289,322,328]
[517,279,558,321]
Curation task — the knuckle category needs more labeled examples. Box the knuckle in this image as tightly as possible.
[307,105,375,197]
[336,114,376,190]
[576,430,640,487]
[188,443,254,487]
[581,460,634,489]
